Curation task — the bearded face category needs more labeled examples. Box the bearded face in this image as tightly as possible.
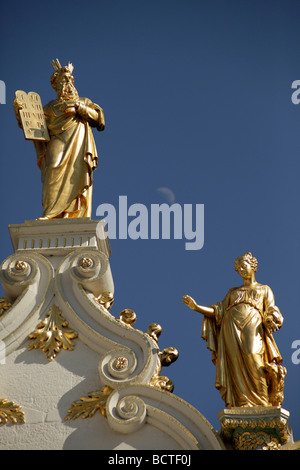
[56,72,79,102]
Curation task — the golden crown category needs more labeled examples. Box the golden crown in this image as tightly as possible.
[51,58,74,74]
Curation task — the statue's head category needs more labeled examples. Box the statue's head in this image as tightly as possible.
[50,59,78,101]
[235,252,258,278]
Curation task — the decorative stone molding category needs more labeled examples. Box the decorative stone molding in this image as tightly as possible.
[0,220,170,388]
[0,219,226,449]
[0,251,55,356]
[105,384,224,449]
[218,406,293,450]
[64,382,224,450]
[0,221,154,380]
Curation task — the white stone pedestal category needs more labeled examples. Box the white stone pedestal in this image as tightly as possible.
[8,218,111,258]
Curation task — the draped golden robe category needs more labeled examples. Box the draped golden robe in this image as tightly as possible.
[201,284,283,407]
[34,97,105,219]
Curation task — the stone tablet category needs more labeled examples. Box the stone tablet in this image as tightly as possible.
[15,90,50,141]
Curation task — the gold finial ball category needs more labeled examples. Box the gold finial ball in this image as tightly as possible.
[119,309,136,327]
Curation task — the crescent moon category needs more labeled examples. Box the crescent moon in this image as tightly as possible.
[156,187,176,205]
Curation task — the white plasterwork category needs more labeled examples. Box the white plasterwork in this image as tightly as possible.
[0,219,224,450]
[105,384,224,450]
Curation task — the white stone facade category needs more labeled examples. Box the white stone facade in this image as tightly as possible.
[0,219,224,450]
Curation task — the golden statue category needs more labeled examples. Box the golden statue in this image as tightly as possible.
[182,252,286,408]
[13,59,105,219]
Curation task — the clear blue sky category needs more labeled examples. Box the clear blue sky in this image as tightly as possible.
[1,0,300,442]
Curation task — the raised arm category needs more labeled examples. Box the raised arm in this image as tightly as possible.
[182,295,215,318]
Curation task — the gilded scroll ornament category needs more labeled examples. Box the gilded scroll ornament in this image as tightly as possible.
[0,399,25,424]
[182,252,286,408]
[13,58,105,220]
[64,386,114,420]
[28,305,78,361]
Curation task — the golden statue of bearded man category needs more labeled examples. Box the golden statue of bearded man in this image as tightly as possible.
[14,59,105,219]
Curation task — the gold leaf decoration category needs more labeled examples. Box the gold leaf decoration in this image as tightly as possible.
[0,297,12,317]
[95,291,114,312]
[0,399,25,424]
[28,305,78,361]
[65,386,113,421]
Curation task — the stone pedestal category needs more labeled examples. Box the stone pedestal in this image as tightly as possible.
[218,406,293,450]
[8,218,111,259]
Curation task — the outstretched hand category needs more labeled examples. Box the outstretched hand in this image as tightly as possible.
[182,295,198,311]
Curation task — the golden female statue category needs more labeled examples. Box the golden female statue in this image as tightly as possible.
[182,252,286,408]
[14,59,105,219]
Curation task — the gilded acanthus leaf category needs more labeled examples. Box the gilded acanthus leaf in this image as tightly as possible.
[28,305,78,361]
[0,399,25,424]
[65,386,113,421]
[0,297,12,317]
